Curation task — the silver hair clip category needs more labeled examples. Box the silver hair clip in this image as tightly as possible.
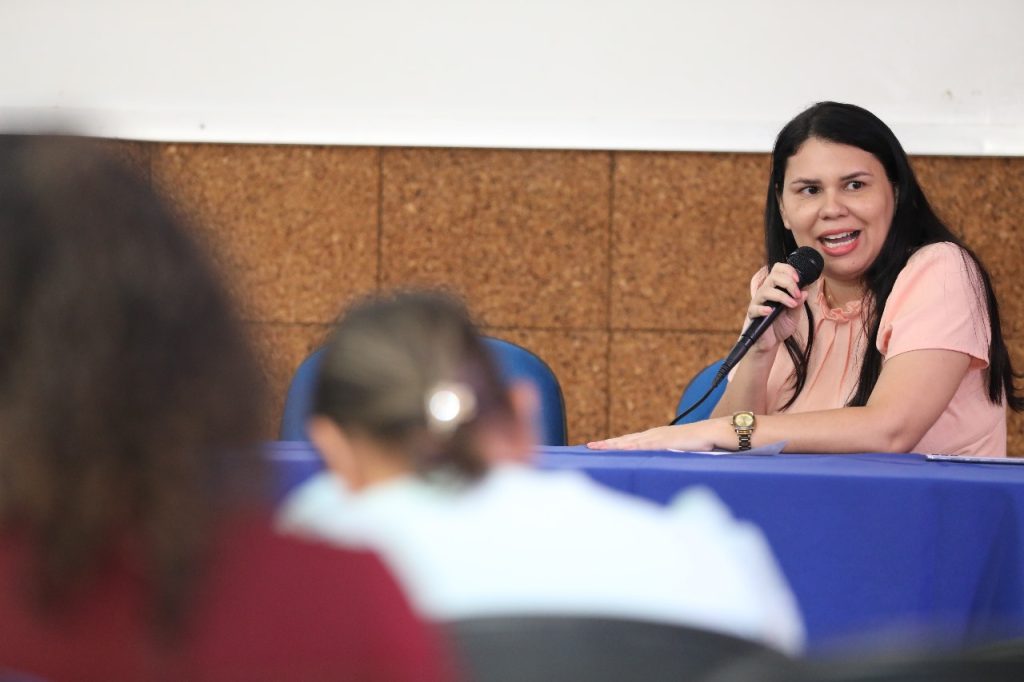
[424,382,477,434]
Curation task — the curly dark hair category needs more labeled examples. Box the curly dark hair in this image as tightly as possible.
[0,135,267,639]
[763,102,1023,412]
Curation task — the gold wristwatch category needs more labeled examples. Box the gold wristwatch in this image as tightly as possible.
[731,411,756,451]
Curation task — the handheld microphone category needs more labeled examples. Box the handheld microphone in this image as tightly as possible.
[668,246,823,426]
[719,246,824,376]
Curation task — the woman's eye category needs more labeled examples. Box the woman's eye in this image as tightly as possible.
[798,186,820,196]
[846,180,864,190]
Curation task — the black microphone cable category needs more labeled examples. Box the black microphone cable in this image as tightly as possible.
[667,246,824,427]
[668,364,730,426]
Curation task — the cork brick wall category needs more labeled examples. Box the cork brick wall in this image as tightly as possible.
[115,142,1024,453]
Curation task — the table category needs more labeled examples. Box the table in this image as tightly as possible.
[267,441,1024,653]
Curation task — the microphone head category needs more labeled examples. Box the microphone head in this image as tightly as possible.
[787,246,825,287]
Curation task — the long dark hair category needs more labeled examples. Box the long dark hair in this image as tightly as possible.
[312,291,514,481]
[764,102,1022,411]
[0,135,267,639]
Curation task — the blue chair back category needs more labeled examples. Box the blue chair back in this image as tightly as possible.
[484,337,567,446]
[674,359,727,424]
[279,337,568,445]
[279,350,325,441]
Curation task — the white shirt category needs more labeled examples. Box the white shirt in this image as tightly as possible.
[278,464,805,654]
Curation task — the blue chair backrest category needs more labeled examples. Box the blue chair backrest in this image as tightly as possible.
[674,359,728,424]
[279,336,568,445]
[484,337,567,446]
[279,349,325,441]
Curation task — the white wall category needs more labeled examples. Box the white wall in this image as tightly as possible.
[2,0,1022,154]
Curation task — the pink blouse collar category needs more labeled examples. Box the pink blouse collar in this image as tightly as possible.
[814,283,863,322]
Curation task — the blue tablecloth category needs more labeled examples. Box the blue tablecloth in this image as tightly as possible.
[267,442,1024,653]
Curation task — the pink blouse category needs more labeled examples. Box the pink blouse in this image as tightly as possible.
[748,242,1006,457]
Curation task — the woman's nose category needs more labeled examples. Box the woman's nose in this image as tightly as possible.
[819,189,849,219]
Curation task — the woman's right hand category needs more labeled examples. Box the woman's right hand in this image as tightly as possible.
[747,263,808,351]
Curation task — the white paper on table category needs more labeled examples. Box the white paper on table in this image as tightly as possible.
[668,440,788,456]
[925,454,1024,465]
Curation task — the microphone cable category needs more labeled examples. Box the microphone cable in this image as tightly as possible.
[666,246,823,427]
[668,363,729,426]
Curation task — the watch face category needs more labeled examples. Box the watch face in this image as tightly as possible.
[734,412,755,428]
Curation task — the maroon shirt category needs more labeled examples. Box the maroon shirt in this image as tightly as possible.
[0,513,453,681]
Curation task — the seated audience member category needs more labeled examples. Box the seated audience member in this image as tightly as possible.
[0,136,449,681]
[278,291,805,655]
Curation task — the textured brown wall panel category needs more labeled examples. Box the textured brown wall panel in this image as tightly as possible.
[913,156,1024,337]
[148,142,1024,453]
[1009,338,1024,454]
[613,152,768,332]
[608,331,736,438]
[152,144,378,324]
[381,148,611,329]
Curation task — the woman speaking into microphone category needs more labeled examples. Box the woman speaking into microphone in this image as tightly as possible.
[590,102,1022,457]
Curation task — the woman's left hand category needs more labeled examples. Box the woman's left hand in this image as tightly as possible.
[587,421,719,452]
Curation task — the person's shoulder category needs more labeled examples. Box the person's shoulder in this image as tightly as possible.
[276,471,353,535]
[900,241,985,296]
[491,464,650,501]
[491,469,761,539]
[484,465,665,518]
[205,511,415,632]
[667,485,737,521]
[904,241,972,273]
[188,512,449,681]
[217,509,386,577]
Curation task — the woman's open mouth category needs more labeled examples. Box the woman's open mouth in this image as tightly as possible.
[819,230,861,256]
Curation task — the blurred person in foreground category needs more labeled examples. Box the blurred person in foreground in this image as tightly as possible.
[278,290,805,655]
[0,135,450,681]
